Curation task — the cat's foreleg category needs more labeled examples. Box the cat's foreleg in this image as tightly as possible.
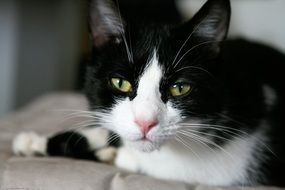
[13,128,141,172]
[12,128,119,164]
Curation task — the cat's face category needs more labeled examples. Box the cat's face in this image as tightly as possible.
[86,0,231,152]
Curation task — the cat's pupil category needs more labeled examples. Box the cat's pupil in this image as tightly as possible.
[174,84,184,93]
[118,79,123,88]
[179,84,183,93]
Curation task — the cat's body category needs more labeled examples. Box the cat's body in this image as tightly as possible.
[13,0,285,187]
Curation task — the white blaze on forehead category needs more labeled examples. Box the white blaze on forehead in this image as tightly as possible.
[132,50,164,120]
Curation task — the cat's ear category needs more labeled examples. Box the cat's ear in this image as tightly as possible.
[176,0,231,49]
[89,0,124,48]
[191,0,231,41]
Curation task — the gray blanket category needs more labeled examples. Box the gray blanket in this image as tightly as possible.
[0,93,283,190]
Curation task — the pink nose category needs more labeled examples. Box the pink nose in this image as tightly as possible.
[135,119,158,135]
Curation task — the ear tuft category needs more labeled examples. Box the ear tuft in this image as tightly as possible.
[89,0,125,47]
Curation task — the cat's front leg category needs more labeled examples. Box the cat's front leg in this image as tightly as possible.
[12,128,118,164]
[12,129,141,173]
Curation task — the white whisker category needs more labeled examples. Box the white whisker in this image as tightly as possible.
[115,0,133,63]
[175,135,202,160]
[180,128,235,143]
[179,123,277,157]
[171,15,210,67]
[177,131,216,154]
[173,40,222,69]
[179,130,234,160]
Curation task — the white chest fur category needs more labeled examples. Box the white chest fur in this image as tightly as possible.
[115,133,262,186]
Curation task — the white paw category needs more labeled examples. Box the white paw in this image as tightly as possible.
[79,128,110,149]
[96,147,117,164]
[12,132,48,156]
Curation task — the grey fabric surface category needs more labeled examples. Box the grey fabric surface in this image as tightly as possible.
[1,157,282,190]
[1,157,191,190]
[0,93,284,190]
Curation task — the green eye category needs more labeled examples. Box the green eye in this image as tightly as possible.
[170,83,191,97]
[111,78,133,93]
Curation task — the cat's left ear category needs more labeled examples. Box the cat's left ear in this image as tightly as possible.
[89,0,125,48]
[175,0,231,49]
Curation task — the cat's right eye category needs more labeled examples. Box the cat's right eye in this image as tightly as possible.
[110,78,133,93]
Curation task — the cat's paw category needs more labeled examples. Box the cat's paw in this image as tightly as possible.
[95,147,117,164]
[12,132,48,156]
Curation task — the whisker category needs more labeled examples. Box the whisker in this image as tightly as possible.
[181,126,245,141]
[179,123,249,136]
[178,130,234,160]
[115,0,133,63]
[174,65,215,78]
[63,123,95,155]
[179,123,277,157]
[177,131,216,154]
[175,135,202,160]
[106,133,120,145]
[173,40,222,69]
[171,15,210,67]
[179,128,235,143]
[128,24,133,62]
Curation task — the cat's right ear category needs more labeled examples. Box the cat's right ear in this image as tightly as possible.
[89,0,125,48]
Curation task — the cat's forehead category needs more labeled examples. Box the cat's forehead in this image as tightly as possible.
[102,28,166,68]
[130,25,168,55]
[98,23,199,82]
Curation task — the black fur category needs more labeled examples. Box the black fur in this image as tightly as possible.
[108,131,122,148]
[47,132,99,161]
[47,130,121,162]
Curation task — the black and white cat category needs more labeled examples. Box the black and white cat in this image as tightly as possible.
[13,0,285,187]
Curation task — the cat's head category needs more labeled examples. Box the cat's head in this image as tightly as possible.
[86,0,231,152]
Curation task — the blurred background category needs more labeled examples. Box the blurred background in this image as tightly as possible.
[0,0,285,118]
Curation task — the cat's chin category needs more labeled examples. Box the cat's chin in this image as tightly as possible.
[129,139,161,153]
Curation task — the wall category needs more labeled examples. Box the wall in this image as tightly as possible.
[15,0,83,108]
[0,0,18,116]
[0,0,83,118]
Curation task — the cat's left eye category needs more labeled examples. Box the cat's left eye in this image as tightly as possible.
[111,78,133,93]
[169,83,191,97]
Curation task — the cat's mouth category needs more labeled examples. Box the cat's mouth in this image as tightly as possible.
[130,136,153,144]
[131,139,160,152]
[126,134,168,152]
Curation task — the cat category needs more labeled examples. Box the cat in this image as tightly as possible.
[13,0,285,187]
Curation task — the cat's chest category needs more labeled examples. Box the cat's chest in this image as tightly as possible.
[122,135,260,186]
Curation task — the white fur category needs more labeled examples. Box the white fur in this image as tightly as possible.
[79,128,109,150]
[96,147,117,163]
[13,132,47,156]
[115,131,264,186]
[132,51,163,121]
[115,146,140,172]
